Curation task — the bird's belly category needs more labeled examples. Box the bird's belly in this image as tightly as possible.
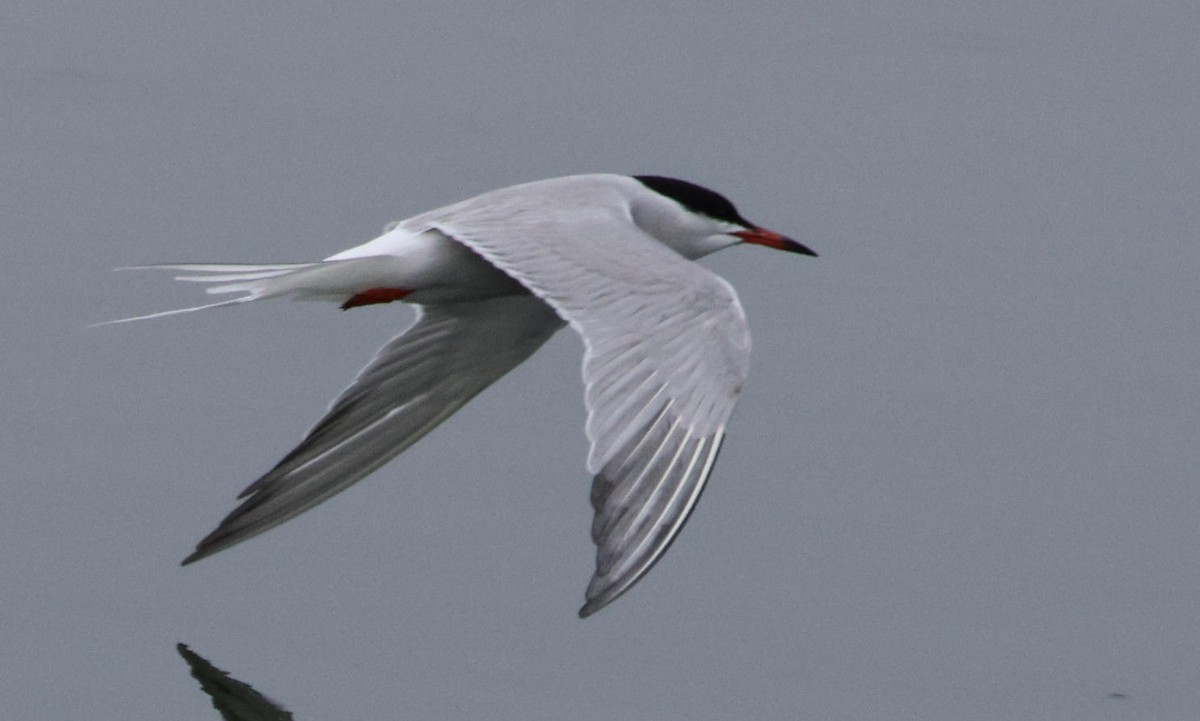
[327,227,529,304]
[404,248,528,303]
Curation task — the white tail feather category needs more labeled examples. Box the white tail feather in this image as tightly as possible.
[97,263,313,324]
[91,296,259,326]
[98,257,410,325]
[174,270,306,284]
[119,263,315,273]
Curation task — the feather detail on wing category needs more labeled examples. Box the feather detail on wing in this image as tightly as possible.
[182,295,563,564]
[428,191,751,616]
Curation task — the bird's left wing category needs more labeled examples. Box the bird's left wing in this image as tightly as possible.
[183,295,563,564]
[431,195,752,616]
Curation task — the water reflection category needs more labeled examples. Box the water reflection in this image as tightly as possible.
[177,644,294,720]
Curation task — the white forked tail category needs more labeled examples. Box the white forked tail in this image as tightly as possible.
[97,257,405,325]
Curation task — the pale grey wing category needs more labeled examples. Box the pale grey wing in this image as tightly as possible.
[183,295,563,564]
[432,214,752,617]
[575,292,746,617]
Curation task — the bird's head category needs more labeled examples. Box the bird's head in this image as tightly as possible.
[630,175,817,260]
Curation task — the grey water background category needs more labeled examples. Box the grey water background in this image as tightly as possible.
[4,2,1198,719]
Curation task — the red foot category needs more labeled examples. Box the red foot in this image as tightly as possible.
[341,287,413,310]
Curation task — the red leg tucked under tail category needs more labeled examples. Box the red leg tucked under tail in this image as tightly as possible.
[341,287,413,310]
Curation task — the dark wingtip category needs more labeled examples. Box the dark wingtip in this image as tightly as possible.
[180,544,213,566]
[791,241,819,257]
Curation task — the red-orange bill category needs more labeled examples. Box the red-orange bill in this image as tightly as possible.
[732,227,817,256]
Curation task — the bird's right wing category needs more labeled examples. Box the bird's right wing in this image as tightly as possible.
[183,294,564,564]
[431,198,753,616]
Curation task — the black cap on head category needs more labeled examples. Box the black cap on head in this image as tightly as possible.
[633,175,752,228]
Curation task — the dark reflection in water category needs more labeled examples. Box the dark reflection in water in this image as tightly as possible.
[177,644,294,720]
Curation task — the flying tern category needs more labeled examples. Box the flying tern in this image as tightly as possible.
[112,174,816,617]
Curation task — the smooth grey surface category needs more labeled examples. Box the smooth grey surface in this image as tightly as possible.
[4,2,1198,719]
